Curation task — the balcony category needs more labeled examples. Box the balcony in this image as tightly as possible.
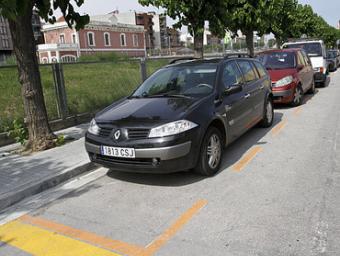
[37,43,79,51]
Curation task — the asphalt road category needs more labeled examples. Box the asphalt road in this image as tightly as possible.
[1,70,340,256]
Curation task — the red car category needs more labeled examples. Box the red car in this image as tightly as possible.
[257,49,315,106]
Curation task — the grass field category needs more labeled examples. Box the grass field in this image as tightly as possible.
[0,59,169,132]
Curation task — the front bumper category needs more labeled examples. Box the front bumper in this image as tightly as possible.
[314,72,326,83]
[272,88,294,103]
[85,139,198,173]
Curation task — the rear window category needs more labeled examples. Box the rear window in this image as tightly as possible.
[237,61,257,82]
[253,61,267,78]
[327,51,337,58]
[283,42,322,57]
[257,52,296,70]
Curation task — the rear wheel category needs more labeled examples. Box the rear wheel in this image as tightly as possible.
[291,86,303,106]
[307,79,315,94]
[194,127,223,176]
[259,97,274,128]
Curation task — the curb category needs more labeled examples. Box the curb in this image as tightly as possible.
[0,161,97,211]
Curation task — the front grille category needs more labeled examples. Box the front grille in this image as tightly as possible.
[98,127,112,137]
[128,128,150,139]
[96,154,154,166]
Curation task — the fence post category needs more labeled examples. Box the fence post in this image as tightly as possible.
[52,63,68,120]
[140,58,147,82]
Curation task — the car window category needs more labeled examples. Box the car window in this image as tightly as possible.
[257,51,296,70]
[283,42,323,57]
[222,61,243,88]
[327,51,337,58]
[253,61,267,78]
[132,64,218,97]
[301,51,311,65]
[297,51,306,66]
[237,60,257,83]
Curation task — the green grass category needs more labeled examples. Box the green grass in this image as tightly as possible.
[0,59,167,133]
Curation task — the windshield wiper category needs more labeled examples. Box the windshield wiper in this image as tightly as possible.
[144,93,193,99]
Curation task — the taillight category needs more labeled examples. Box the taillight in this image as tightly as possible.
[320,67,324,74]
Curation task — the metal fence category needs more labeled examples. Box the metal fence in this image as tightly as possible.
[0,58,169,132]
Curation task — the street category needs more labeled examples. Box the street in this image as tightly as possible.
[0,70,340,256]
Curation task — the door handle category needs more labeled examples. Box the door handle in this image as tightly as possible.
[244,93,250,99]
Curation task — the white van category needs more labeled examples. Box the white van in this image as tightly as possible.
[282,40,328,86]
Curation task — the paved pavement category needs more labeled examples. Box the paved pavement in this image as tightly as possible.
[0,71,340,256]
[0,124,93,210]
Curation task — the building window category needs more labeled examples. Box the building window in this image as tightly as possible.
[104,32,111,46]
[2,38,9,48]
[133,34,139,47]
[72,34,77,44]
[87,32,95,46]
[61,55,77,63]
[59,34,65,44]
[120,33,126,46]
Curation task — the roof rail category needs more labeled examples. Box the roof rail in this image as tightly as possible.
[224,53,252,59]
[168,57,199,64]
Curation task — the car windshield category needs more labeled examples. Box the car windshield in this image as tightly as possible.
[283,42,322,57]
[131,63,217,98]
[257,52,296,70]
[327,51,337,58]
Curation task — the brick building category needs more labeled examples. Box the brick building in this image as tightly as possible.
[38,14,146,63]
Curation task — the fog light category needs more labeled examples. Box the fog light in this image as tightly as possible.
[152,158,159,166]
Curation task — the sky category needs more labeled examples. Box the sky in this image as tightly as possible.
[61,0,340,28]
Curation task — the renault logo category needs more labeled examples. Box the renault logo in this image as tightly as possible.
[113,130,121,140]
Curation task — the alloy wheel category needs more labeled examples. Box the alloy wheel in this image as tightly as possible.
[207,134,221,169]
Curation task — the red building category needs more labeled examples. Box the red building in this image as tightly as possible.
[38,14,146,63]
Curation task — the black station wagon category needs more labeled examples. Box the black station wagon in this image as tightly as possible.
[85,56,273,176]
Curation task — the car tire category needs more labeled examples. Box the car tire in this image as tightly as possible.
[307,79,316,94]
[259,97,274,128]
[291,85,303,106]
[194,127,223,176]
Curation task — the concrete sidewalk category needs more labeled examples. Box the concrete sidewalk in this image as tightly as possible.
[0,124,96,211]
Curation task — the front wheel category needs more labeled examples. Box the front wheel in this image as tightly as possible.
[194,127,223,176]
[291,86,303,107]
[259,97,274,128]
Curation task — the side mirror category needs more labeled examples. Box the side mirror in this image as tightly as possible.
[297,64,304,71]
[224,84,242,96]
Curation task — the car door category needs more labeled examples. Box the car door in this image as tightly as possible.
[236,60,262,126]
[301,50,314,87]
[219,60,250,140]
[296,51,309,92]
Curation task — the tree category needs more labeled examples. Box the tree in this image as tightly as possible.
[138,0,230,58]
[0,0,89,151]
[226,0,272,57]
[269,0,298,47]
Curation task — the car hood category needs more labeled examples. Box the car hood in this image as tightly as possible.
[268,69,296,83]
[95,97,198,126]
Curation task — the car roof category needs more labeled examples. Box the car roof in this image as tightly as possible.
[259,49,300,54]
[283,40,323,45]
[166,56,256,68]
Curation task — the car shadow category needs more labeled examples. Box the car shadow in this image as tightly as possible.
[107,112,284,187]
[273,88,319,110]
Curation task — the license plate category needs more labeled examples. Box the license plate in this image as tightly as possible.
[100,146,135,158]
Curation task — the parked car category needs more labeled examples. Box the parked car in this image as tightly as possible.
[327,49,339,72]
[85,56,273,176]
[257,49,315,106]
[282,39,328,86]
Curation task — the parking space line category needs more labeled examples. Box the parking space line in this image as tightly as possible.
[0,220,121,256]
[271,119,287,137]
[232,146,263,172]
[141,199,208,256]
[19,214,144,256]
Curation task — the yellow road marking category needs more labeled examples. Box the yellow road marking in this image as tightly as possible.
[293,106,302,115]
[271,119,287,137]
[0,220,120,256]
[20,215,144,256]
[140,199,208,256]
[233,146,263,172]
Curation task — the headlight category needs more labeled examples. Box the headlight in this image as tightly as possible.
[274,76,294,87]
[149,120,198,138]
[88,119,100,135]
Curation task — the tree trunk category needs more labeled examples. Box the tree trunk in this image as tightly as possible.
[245,30,255,57]
[193,27,204,59]
[276,38,282,49]
[8,2,56,151]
